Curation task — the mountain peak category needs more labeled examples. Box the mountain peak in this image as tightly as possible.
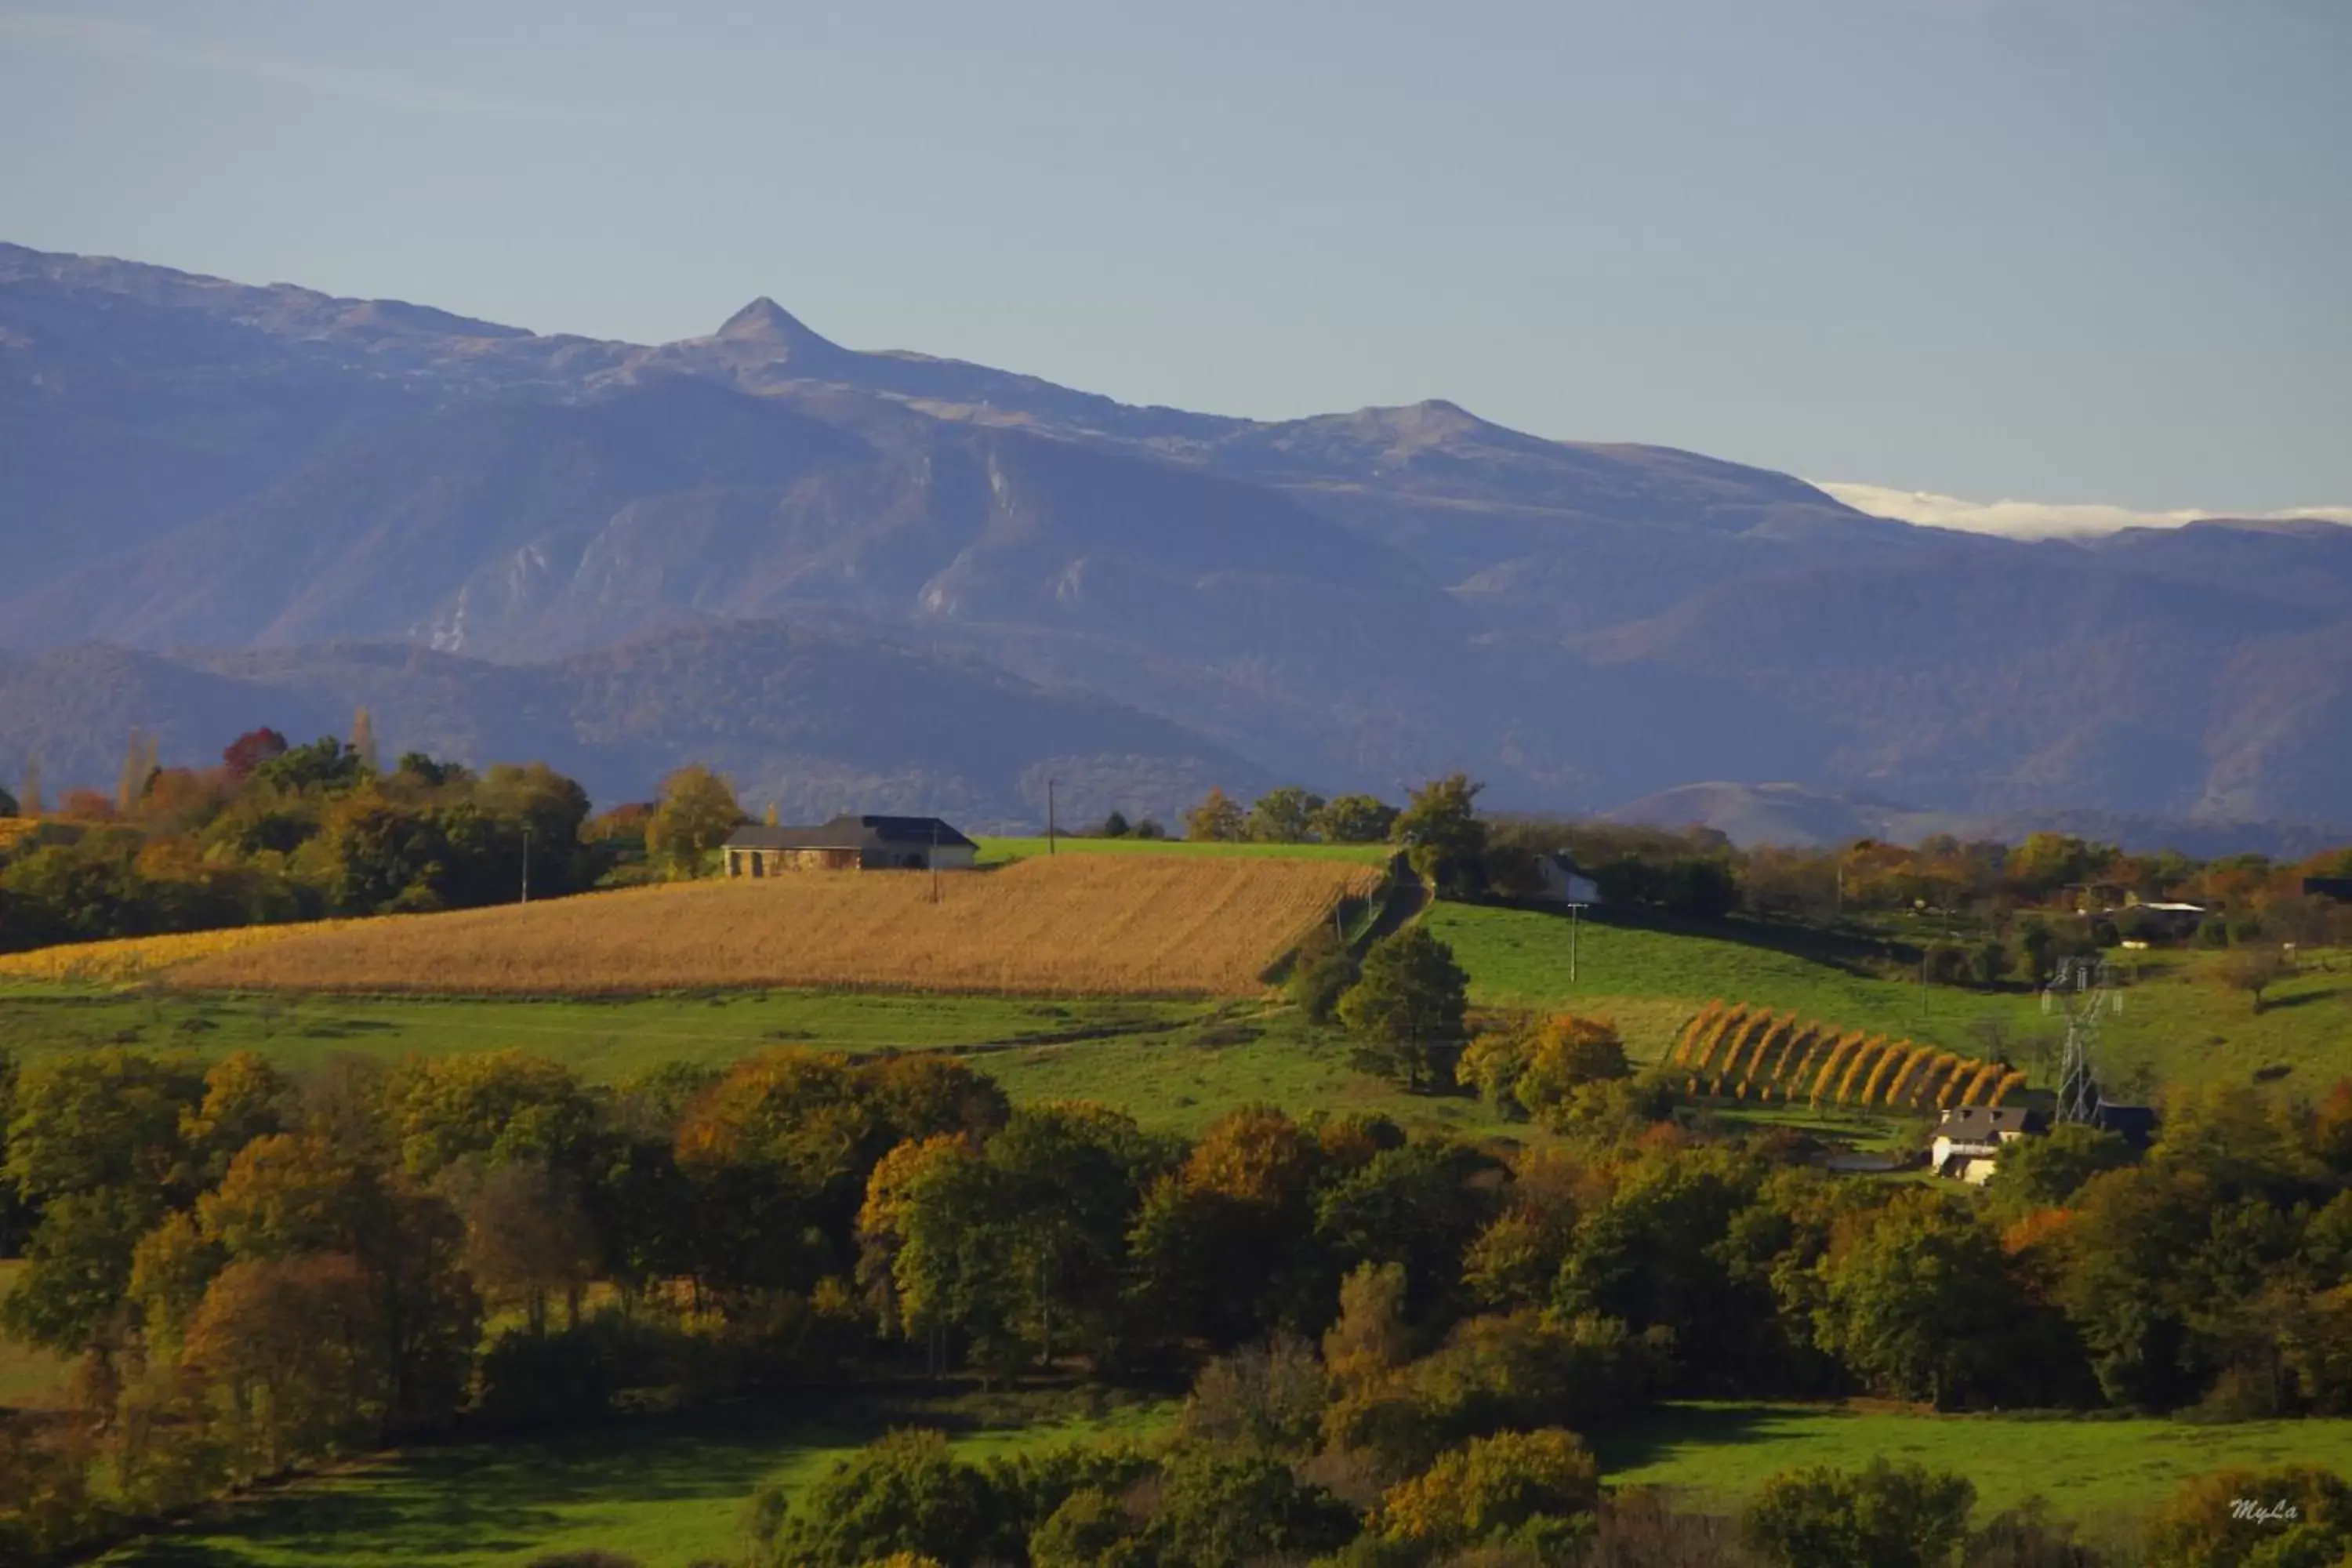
[713,296,835,352]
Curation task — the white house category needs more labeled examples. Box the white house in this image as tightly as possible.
[1929,1105,2046,1185]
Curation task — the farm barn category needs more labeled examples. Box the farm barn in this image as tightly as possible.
[724,815,978,876]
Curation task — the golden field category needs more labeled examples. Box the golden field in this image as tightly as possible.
[0,816,40,854]
[0,921,347,985]
[172,855,1385,997]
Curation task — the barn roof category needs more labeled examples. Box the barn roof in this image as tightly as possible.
[724,815,976,852]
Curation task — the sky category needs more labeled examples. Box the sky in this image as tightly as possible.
[2,0,2347,524]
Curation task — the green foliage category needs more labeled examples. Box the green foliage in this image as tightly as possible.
[1149,1447,1356,1566]
[1991,1123,2136,1212]
[253,735,369,795]
[1590,855,1740,920]
[644,764,744,879]
[1247,786,1327,844]
[1286,921,1361,1024]
[1744,1458,1976,1568]
[1338,926,1470,1091]
[1315,794,1399,844]
[763,1428,993,1568]
[1391,773,1488,895]
[1809,1192,2047,1408]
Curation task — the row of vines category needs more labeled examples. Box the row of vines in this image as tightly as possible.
[1668,1000,2027,1110]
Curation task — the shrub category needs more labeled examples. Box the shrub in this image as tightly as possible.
[1744,1459,1975,1568]
[1377,1428,1600,1558]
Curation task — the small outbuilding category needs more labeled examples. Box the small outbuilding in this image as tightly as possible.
[724,815,978,877]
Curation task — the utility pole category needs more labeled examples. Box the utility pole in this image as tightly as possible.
[931,818,941,904]
[521,826,532,905]
[1568,902,1585,985]
[1046,778,1057,855]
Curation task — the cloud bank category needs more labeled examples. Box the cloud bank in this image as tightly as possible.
[1816,481,2352,539]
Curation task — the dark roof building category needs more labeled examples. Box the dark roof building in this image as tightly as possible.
[725,815,978,853]
[2089,1101,2159,1149]
[1933,1105,2044,1143]
[723,815,978,875]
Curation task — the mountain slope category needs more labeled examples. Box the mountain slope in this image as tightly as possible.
[2,241,2347,830]
[1,623,1278,826]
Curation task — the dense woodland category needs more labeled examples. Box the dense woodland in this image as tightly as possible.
[5,1025,2352,1564]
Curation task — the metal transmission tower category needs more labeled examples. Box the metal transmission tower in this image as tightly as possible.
[2043,956,2122,1123]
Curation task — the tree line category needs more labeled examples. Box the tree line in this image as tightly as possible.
[0,728,793,955]
[6,1034,2352,1562]
[1180,779,2352,985]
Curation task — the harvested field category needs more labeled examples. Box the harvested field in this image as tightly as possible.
[0,921,347,985]
[173,855,1385,998]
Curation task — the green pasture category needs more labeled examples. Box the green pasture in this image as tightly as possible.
[972,835,1392,867]
[0,985,1498,1138]
[1428,903,2049,1063]
[977,1005,1529,1140]
[0,985,1202,1080]
[97,1389,1174,1568]
[1599,1400,2352,1523]
[1431,902,2352,1095]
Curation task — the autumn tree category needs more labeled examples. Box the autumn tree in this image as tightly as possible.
[183,1252,388,1479]
[221,728,289,781]
[349,706,380,773]
[1182,786,1247,843]
[645,764,744,878]
[1377,1427,1601,1557]
[2143,1465,2352,1567]
[1338,926,1470,1091]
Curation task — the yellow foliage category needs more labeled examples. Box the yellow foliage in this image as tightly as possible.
[173,855,1381,997]
[0,923,343,985]
[1378,1427,1600,1547]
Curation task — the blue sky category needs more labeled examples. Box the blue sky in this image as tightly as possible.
[2,0,2346,517]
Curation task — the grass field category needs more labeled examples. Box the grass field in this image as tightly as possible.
[1598,1401,2352,1521]
[1431,902,2352,1095]
[96,1389,1174,1568]
[974,835,1394,866]
[0,985,1204,1075]
[171,856,1382,999]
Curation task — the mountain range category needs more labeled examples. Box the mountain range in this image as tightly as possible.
[3,241,2347,840]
